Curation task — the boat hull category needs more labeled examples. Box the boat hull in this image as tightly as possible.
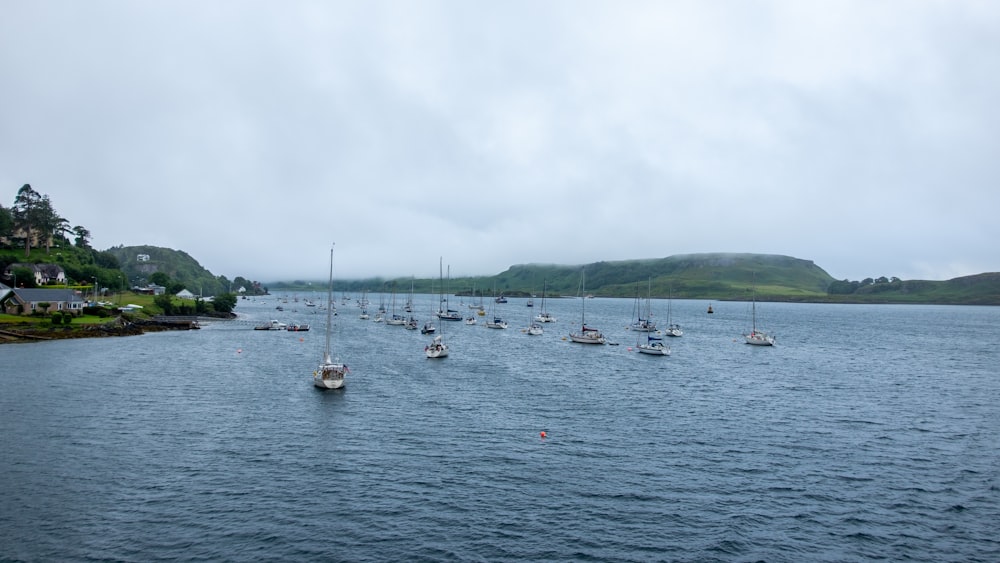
[313,364,347,389]
[569,332,605,344]
[314,377,345,389]
[637,344,670,355]
[744,334,775,346]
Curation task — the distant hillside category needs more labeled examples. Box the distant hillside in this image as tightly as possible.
[106,245,227,295]
[306,253,837,301]
[839,272,1000,305]
[489,253,834,300]
[256,252,1000,305]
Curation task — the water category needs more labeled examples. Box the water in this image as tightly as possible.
[2,296,999,561]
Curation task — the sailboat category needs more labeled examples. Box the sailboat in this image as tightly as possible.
[636,279,669,355]
[534,279,556,323]
[743,273,775,346]
[386,284,406,325]
[468,284,485,311]
[664,286,683,337]
[404,278,415,313]
[358,289,370,320]
[426,258,450,358]
[314,245,347,389]
[569,268,606,344]
[486,284,508,329]
[629,279,656,332]
[636,333,670,355]
[436,265,463,321]
[525,287,543,335]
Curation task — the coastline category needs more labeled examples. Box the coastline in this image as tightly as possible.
[0,317,201,344]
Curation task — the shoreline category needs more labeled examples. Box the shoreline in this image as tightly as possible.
[0,318,201,344]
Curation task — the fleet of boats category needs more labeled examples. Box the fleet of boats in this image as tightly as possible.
[256,264,774,382]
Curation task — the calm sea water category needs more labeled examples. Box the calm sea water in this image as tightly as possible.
[2,295,999,562]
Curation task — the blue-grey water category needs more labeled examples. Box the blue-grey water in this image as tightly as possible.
[2,295,999,562]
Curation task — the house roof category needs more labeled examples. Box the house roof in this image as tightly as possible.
[3,263,65,275]
[12,288,84,302]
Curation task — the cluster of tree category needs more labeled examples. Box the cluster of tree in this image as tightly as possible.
[0,184,92,254]
[3,184,246,314]
[153,291,237,316]
[827,276,902,295]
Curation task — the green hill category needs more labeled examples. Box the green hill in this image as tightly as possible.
[310,253,836,301]
[309,253,998,305]
[488,253,834,300]
[106,245,228,296]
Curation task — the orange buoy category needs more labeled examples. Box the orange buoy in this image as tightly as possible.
[540,431,547,439]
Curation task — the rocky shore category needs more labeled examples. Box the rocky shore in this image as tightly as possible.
[0,317,201,344]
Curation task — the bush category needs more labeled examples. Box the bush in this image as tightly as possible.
[63,313,74,325]
[50,311,63,325]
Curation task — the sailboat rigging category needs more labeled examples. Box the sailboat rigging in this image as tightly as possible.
[743,273,775,346]
[426,258,450,358]
[534,279,556,323]
[636,278,670,355]
[314,244,347,389]
[569,268,606,344]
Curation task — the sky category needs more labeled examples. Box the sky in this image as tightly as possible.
[2,1,998,283]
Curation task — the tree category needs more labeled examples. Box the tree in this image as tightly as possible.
[212,292,237,314]
[0,204,13,243]
[94,250,120,269]
[153,294,174,315]
[9,266,37,288]
[12,184,42,257]
[149,272,171,286]
[36,195,67,254]
[73,225,92,249]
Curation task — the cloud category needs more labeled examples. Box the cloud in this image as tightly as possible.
[2,0,997,282]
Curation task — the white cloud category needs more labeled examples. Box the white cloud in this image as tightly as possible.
[2,0,997,282]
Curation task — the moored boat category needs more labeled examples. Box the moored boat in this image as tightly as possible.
[314,245,347,389]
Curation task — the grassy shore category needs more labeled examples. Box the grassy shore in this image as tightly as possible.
[0,291,205,343]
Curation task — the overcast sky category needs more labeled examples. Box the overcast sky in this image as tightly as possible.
[3,1,998,282]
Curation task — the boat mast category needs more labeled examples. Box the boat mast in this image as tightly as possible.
[325,244,335,363]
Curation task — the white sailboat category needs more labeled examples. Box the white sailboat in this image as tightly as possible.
[744,273,775,346]
[635,279,670,355]
[664,286,683,337]
[386,284,406,325]
[486,284,508,329]
[314,245,347,389]
[629,279,656,332]
[525,297,543,335]
[636,333,670,355]
[426,258,450,358]
[569,268,606,344]
[534,279,556,323]
[436,265,463,321]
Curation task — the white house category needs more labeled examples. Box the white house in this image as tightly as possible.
[2,263,67,286]
[176,289,196,299]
